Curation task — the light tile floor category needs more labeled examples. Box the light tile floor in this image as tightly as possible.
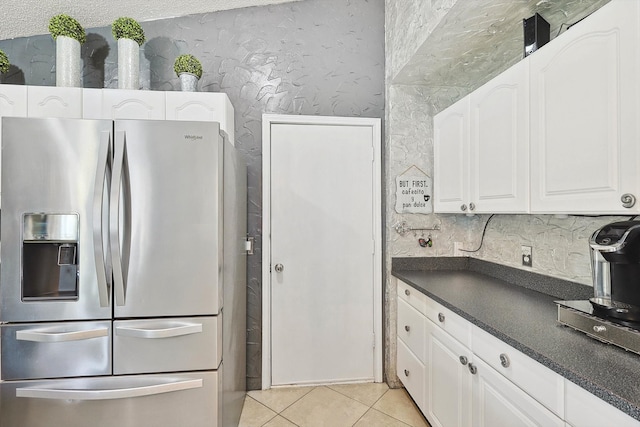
[239,383,431,427]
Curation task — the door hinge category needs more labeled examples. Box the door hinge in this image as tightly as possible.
[372,333,376,349]
[245,236,254,255]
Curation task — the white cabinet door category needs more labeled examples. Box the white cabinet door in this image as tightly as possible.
[165,92,235,144]
[27,86,82,118]
[434,59,529,214]
[427,322,472,427]
[470,59,529,213]
[530,0,640,214]
[101,89,165,120]
[434,96,469,213]
[471,357,564,427]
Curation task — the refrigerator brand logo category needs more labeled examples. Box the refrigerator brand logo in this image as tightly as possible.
[184,134,204,141]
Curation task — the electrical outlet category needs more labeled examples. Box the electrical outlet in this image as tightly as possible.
[521,245,532,267]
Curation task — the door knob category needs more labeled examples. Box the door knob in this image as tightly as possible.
[274,264,284,273]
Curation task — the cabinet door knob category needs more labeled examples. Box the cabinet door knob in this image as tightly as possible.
[499,353,510,368]
[438,312,445,323]
[274,263,284,273]
[404,369,410,377]
[404,289,410,296]
[468,363,477,375]
[460,204,468,212]
[621,193,636,208]
[469,202,476,211]
[404,325,410,332]
[459,355,468,365]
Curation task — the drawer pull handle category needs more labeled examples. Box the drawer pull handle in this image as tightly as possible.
[16,328,108,343]
[438,313,445,323]
[499,353,510,368]
[404,325,410,332]
[459,355,468,365]
[468,363,477,375]
[404,289,410,296]
[404,369,410,377]
[593,325,607,333]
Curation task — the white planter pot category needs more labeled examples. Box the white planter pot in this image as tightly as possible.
[118,38,140,90]
[179,73,199,92]
[56,36,81,87]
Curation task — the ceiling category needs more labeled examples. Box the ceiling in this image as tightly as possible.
[1,0,301,41]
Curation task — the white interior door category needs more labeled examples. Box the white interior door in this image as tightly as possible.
[264,115,381,387]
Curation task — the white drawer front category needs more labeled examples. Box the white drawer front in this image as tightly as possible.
[397,338,426,414]
[397,298,427,362]
[472,325,564,418]
[113,316,220,375]
[398,279,427,315]
[565,380,640,427]
[425,297,472,348]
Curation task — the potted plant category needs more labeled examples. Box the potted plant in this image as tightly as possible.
[173,54,203,92]
[0,50,9,77]
[49,14,86,87]
[112,17,146,89]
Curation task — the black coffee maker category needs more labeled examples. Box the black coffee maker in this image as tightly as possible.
[589,221,640,322]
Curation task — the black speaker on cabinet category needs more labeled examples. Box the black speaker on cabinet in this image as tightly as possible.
[523,13,550,57]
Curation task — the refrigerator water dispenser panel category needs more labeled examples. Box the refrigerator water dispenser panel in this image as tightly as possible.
[22,214,79,301]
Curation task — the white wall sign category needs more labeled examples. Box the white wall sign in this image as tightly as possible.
[395,166,432,214]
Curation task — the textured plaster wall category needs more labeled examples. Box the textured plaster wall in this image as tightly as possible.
[384,0,615,386]
[0,0,385,390]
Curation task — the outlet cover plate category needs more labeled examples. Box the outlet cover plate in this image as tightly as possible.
[522,245,532,267]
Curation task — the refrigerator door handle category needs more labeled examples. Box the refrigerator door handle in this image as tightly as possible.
[111,130,127,306]
[16,378,203,400]
[115,323,203,339]
[16,327,109,343]
[93,131,112,307]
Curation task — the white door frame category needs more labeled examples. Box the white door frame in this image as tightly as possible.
[262,114,383,389]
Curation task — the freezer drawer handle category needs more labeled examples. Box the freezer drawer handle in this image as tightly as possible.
[16,378,203,400]
[115,323,203,339]
[16,328,109,343]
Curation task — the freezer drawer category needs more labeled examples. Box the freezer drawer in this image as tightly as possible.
[1,321,111,381]
[0,371,220,427]
[113,316,221,375]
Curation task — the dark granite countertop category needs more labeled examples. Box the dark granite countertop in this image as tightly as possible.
[392,257,640,421]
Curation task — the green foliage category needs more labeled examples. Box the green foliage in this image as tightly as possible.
[112,17,146,46]
[0,50,9,74]
[173,54,203,79]
[48,14,86,44]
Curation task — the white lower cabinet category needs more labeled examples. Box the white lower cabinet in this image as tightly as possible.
[472,357,563,427]
[564,379,640,427]
[396,279,640,427]
[427,323,472,427]
[397,338,426,413]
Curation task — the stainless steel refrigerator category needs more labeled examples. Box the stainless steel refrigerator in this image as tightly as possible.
[0,117,246,427]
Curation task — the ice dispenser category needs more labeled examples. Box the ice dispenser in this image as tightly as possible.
[22,214,79,301]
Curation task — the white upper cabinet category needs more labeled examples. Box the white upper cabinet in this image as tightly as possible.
[27,86,82,118]
[100,89,166,120]
[166,92,235,144]
[434,96,469,213]
[470,59,529,213]
[529,0,640,214]
[434,59,529,214]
